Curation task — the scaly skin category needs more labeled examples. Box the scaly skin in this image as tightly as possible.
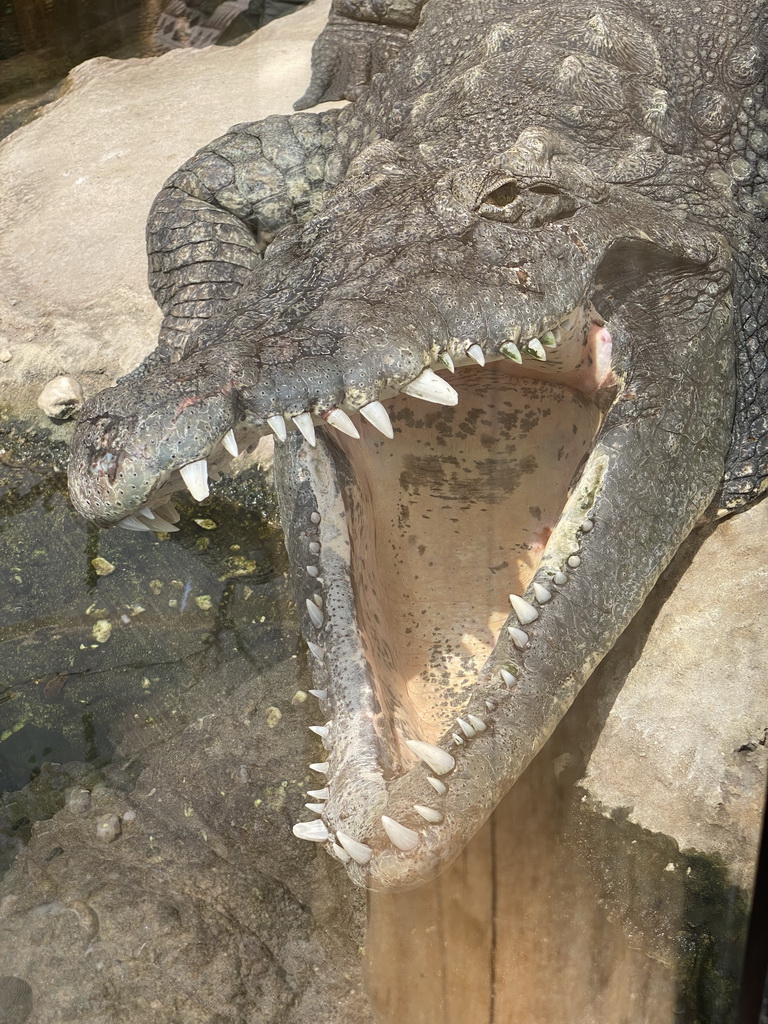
[69,0,765,889]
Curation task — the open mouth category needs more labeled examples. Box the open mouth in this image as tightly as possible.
[271,304,619,888]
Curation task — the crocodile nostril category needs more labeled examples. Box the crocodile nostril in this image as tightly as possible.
[482,181,519,207]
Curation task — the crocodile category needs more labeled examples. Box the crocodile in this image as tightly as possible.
[67,0,768,890]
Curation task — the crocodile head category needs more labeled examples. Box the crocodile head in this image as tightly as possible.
[68,132,736,890]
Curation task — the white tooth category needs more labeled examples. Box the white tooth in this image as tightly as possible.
[452,733,464,746]
[306,565,319,576]
[500,668,517,687]
[117,515,152,531]
[485,700,496,711]
[267,415,287,442]
[406,739,455,775]
[401,368,459,406]
[500,341,523,363]
[457,718,476,738]
[467,344,485,366]
[524,338,547,361]
[293,412,317,447]
[309,724,329,740]
[305,802,326,814]
[533,583,552,604]
[581,518,594,533]
[221,428,239,457]
[332,842,351,863]
[553,571,568,585]
[307,642,325,662]
[306,599,324,628]
[467,715,487,733]
[360,400,394,439]
[336,830,373,865]
[146,513,179,532]
[508,626,529,649]
[324,408,360,439]
[427,777,448,796]
[293,819,329,842]
[308,688,327,699]
[381,815,420,852]
[541,330,558,348]
[307,787,329,800]
[568,555,582,568]
[310,511,321,524]
[180,459,209,502]
[309,762,329,773]
[156,501,180,523]
[439,351,455,373]
[309,541,321,554]
[414,804,443,824]
[311,594,323,609]
[140,505,155,519]
[509,594,539,624]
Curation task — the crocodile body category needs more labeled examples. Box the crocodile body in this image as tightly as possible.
[68,0,768,889]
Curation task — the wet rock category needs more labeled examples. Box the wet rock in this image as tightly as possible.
[36,375,83,420]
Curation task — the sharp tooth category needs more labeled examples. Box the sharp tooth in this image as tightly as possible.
[293,412,316,446]
[180,459,209,501]
[332,842,351,863]
[306,787,329,800]
[452,733,464,746]
[401,368,459,406]
[309,762,329,773]
[467,344,485,366]
[541,330,558,348]
[568,555,582,568]
[553,571,568,585]
[146,513,179,532]
[310,511,321,524]
[439,351,455,373]
[414,804,443,824]
[155,501,180,523]
[500,668,517,687]
[293,819,329,842]
[307,641,325,661]
[305,802,326,814]
[323,408,360,439]
[457,717,476,738]
[140,505,155,519]
[524,338,547,361]
[306,599,324,628]
[336,830,373,865]
[509,594,539,624]
[581,518,594,533]
[308,724,329,740]
[427,777,448,796]
[360,400,394,439]
[221,428,239,457]
[308,688,327,699]
[309,541,321,554]
[267,415,287,442]
[117,515,152,531]
[533,583,552,604]
[508,626,529,649]
[507,325,522,342]
[467,715,487,732]
[381,815,420,852]
[306,565,319,576]
[500,341,523,363]
[311,594,323,609]
[406,739,455,775]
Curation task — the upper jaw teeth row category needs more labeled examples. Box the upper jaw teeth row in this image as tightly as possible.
[117,326,564,530]
[295,500,596,869]
[267,326,563,449]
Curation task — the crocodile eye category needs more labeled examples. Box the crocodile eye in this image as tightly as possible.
[482,181,519,207]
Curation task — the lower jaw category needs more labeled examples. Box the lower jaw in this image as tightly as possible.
[274,361,604,888]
